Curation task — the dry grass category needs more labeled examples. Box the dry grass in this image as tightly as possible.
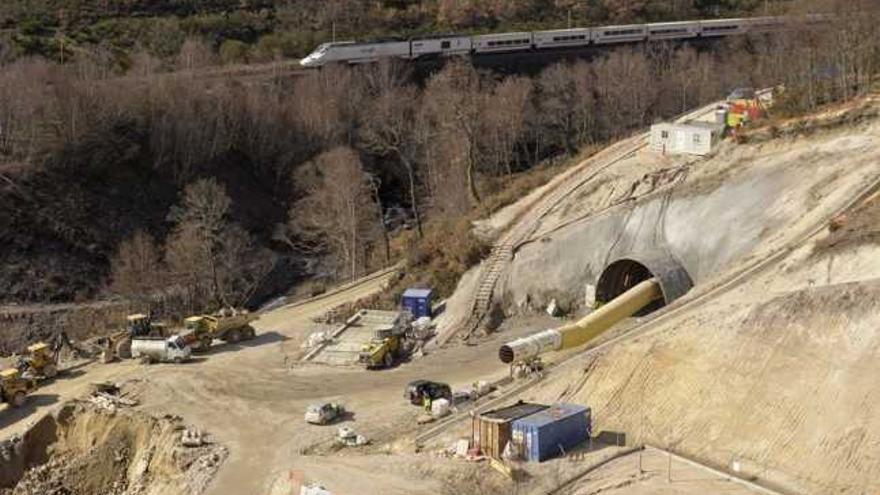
[814,192,880,255]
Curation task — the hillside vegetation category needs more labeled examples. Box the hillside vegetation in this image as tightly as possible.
[1,0,876,319]
[0,0,790,66]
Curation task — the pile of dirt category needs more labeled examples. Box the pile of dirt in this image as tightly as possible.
[0,401,227,495]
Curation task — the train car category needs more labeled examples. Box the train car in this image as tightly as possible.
[746,16,786,33]
[592,24,648,44]
[473,32,534,53]
[532,28,592,49]
[647,21,701,40]
[699,18,748,37]
[300,40,411,67]
[410,35,472,58]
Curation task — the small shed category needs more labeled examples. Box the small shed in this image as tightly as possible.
[511,404,591,462]
[401,288,434,318]
[475,402,549,459]
[650,121,725,156]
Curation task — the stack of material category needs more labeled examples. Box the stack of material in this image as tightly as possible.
[336,426,368,447]
[87,383,138,412]
[301,331,330,350]
[431,398,451,418]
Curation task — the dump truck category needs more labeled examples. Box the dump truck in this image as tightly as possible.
[131,336,192,364]
[17,342,58,379]
[181,311,257,351]
[0,368,35,408]
[359,325,405,369]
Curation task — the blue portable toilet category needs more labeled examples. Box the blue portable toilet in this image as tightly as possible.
[511,404,591,462]
[401,288,434,318]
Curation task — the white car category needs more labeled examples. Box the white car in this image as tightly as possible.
[304,402,345,425]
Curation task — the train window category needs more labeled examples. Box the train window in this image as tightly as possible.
[606,29,641,36]
[441,41,451,49]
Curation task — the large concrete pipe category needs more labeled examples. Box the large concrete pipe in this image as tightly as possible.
[498,278,662,364]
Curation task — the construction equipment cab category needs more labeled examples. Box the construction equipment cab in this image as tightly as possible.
[359,325,404,369]
[20,342,58,379]
[127,313,165,337]
[0,368,35,408]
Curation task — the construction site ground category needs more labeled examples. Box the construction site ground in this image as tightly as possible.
[3,96,880,494]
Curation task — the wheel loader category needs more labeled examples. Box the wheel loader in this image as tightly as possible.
[181,311,257,352]
[0,368,35,408]
[16,342,59,380]
[359,326,405,370]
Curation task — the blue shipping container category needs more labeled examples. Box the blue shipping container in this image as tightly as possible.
[401,288,433,318]
[511,404,591,462]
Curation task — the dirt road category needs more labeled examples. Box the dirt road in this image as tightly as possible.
[0,265,551,494]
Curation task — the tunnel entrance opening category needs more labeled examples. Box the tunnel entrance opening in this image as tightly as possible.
[596,259,665,315]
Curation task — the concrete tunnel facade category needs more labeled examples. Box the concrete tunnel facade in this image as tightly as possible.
[499,169,787,315]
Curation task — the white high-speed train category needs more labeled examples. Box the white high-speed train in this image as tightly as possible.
[300,15,807,67]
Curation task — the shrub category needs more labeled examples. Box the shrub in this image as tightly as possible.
[219,39,249,64]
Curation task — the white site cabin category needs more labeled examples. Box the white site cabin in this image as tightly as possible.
[650,121,725,156]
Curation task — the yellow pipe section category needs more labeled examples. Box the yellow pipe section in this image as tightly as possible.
[558,278,662,349]
[499,278,662,363]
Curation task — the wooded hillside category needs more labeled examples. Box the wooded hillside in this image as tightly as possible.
[0,0,789,65]
[1,0,875,318]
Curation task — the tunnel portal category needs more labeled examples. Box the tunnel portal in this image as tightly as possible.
[595,254,694,315]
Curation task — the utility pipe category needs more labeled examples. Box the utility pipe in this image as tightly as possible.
[498,278,662,363]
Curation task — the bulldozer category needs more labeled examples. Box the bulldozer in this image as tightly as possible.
[102,314,169,361]
[359,326,405,370]
[0,368,35,408]
[16,342,58,380]
[181,311,257,352]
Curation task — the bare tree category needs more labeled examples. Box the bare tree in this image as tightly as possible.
[482,75,532,174]
[359,61,426,237]
[422,60,486,208]
[595,49,657,138]
[176,37,216,71]
[165,178,270,310]
[285,147,383,280]
[109,230,164,298]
